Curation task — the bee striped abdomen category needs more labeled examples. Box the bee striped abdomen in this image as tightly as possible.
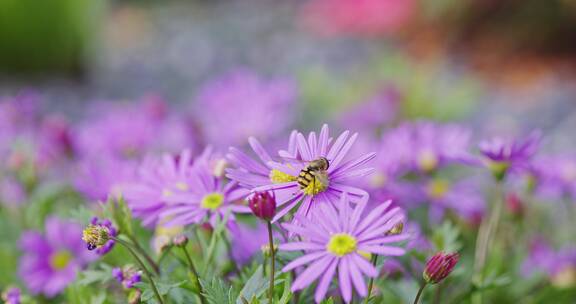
[297,167,315,189]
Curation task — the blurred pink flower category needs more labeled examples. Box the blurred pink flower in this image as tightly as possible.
[301,0,416,37]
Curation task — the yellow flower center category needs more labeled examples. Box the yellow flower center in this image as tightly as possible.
[327,233,357,257]
[551,266,576,289]
[269,169,297,183]
[427,179,450,199]
[162,188,174,197]
[302,173,329,196]
[50,250,73,270]
[201,193,224,210]
[418,150,438,172]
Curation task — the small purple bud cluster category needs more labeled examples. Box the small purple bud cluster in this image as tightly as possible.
[423,252,460,284]
[1,287,21,304]
[113,266,142,289]
[249,191,277,221]
[90,217,118,254]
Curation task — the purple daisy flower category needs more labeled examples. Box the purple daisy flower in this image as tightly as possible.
[124,149,196,226]
[479,131,541,178]
[159,151,250,227]
[521,237,576,287]
[529,154,576,200]
[422,178,485,222]
[193,68,297,148]
[1,287,21,304]
[18,217,96,297]
[231,124,375,222]
[74,155,136,201]
[279,195,408,303]
[226,131,299,189]
[377,121,475,176]
[89,217,118,255]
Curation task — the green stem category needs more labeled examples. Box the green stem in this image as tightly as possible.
[364,255,379,304]
[113,237,164,304]
[181,245,207,304]
[413,282,427,304]
[126,234,161,276]
[473,181,504,303]
[202,228,220,275]
[267,221,276,304]
[434,282,443,304]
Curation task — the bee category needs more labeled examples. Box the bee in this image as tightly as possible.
[298,157,330,190]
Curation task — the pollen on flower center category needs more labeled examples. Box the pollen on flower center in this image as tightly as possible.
[162,188,173,197]
[303,173,329,196]
[427,179,450,199]
[418,150,438,172]
[269,169,297,183]
[327,233,357,257]
[49,250,73,270]
[201,192,224,210]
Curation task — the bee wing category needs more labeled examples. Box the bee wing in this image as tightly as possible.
[315,171,329,185]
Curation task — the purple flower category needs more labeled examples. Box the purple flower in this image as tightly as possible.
[124,150,196,226]
[249,191,277,221]
[279,195,408,303]
[522,238,576,287]
[479,131,541,178]
[76,96,196,160]
[422,178,485,222]
[226,131,299,189]
[1,287,21,304]
[74,155,136,201]
[158,151,250,227]
[377,121,474,176]
[230,124,374,222]
[89,217,118,255]
[19,218,96,297]
[423,252,459,284]
[530,154,576,200]
[113,266,142,289]
[193,68,296,148]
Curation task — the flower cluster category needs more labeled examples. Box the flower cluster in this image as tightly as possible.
[113,266,143,289]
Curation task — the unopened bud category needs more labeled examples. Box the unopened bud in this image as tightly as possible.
[386,222,404,236]
[173,235,189,247]
[249,191,277,221]
[423,252,459,284]
[128,288,142,304]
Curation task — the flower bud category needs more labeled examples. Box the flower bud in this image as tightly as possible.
[1,287,21,304]
[423,252,459,284]
[128,288,142,304]
[249,191,276,221]
[82,224,111,250]
[173,235,189,247]
[386,222,404,236]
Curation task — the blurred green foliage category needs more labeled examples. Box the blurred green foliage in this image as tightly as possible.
[0,0,104,76]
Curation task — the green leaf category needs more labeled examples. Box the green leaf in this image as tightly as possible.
[201,277,235,304]
[236,265,284,304]
[431,221,462,252]
[78,264,114,286]
[107,195,133,236]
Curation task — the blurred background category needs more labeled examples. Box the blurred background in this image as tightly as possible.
[1,0,576,135]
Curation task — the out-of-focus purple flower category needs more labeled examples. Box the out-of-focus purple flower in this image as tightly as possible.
[159,151,250,227]
[194,69,296,148]
[113,266,142,289]
[249,191,277,221]
[479,131,541,179]
[1,287,21,304]
[423,178,485,222]
[377,121,475,176]
[522,238,576,288]
[339,86,400,134]
[124,150,196,227]
[74,156,136,201]
[76,96,195,160]
[530,154,576,200]
[89,217,118,255]
[231,124,374,222]
[229,222,275,266]
[280,195,408,303]
[19,218,96,297]
[423,252,459,284]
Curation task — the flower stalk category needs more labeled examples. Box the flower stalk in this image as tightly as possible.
[267,221,276,304]
[113,237,165,304]
[175,236,207,304]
